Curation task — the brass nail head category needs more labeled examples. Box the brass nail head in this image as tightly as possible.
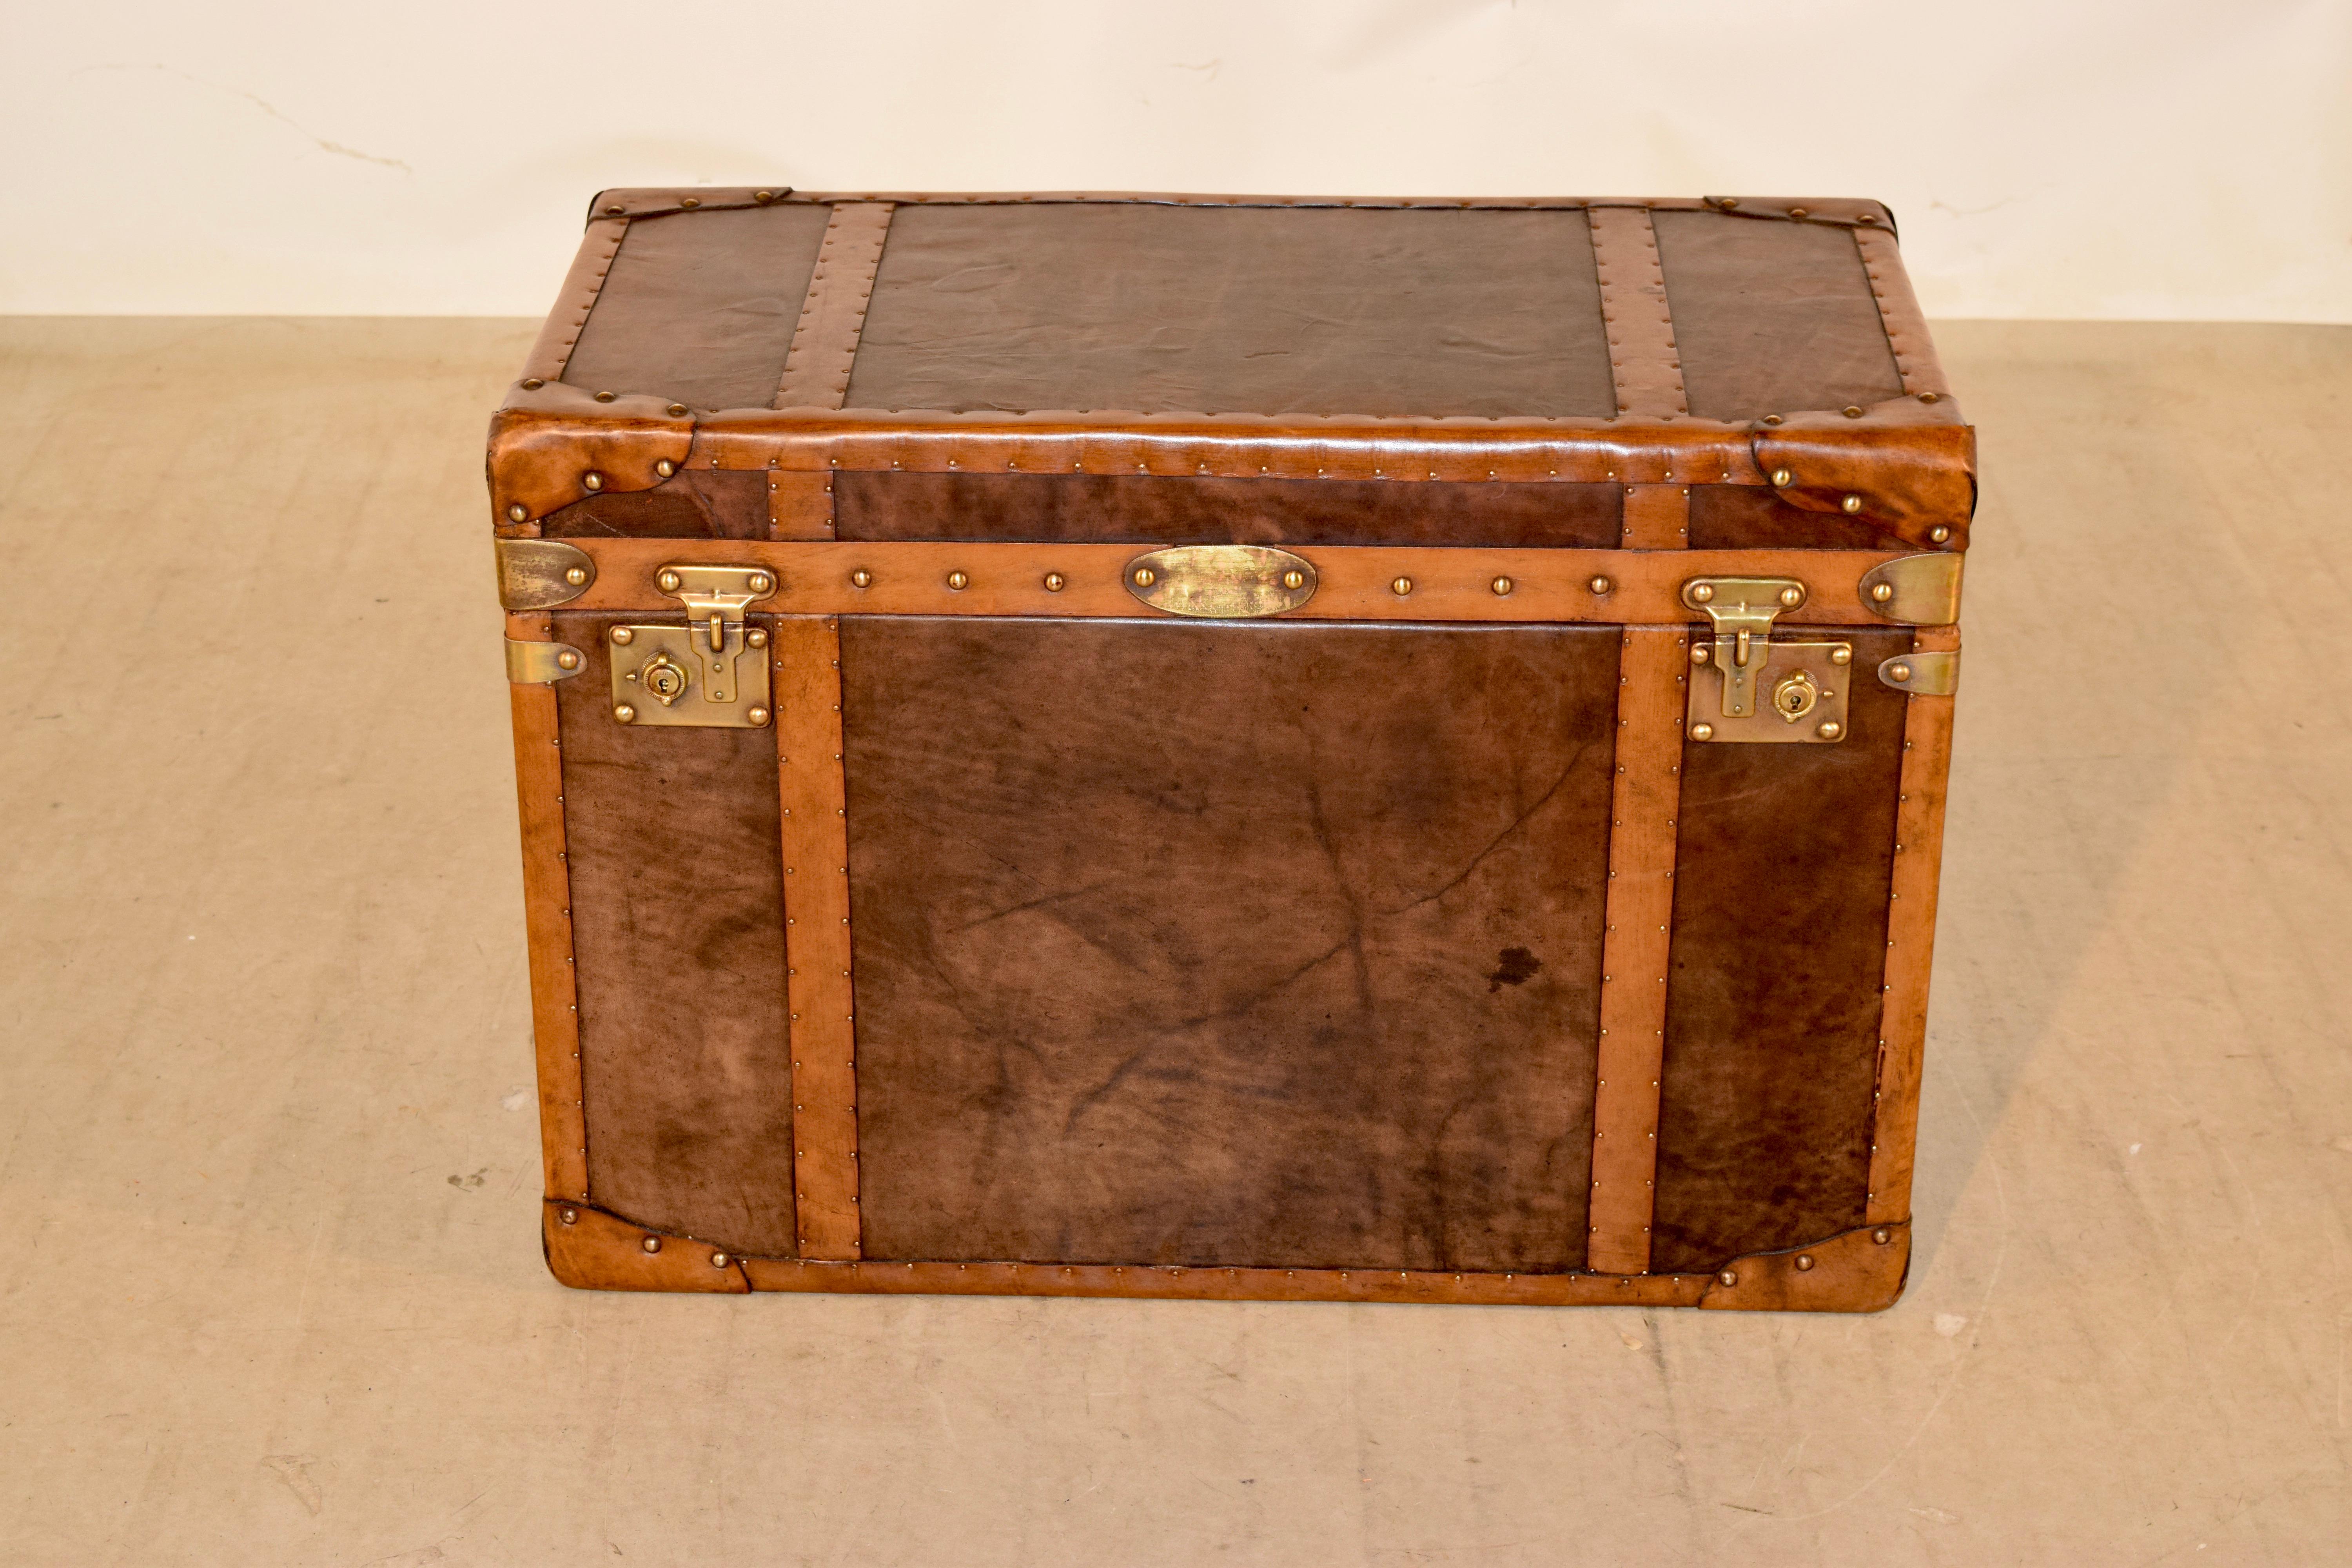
[1870,582,1895,603]
[946,570,969,591]
[564,566,588,586]
[1044,571,1066,592]
[1795,1253,1816,1271]
[1842,494,1864,514]
[1491,575,1513,596]
[667,403,688,416]
[657,569,682,592]
[1830,645,1853,665]
[849,568,873,588]
[1690,645,1710,664]
[614,704,636,723]
[1919,391,1940,403]
[1390,575,1413,596]
[519,377,544,390]
[1690,722,1714,741]
[1930,524,1952,543]
[1588,575,1612,595]
[1761,413,1783,425]
[746,628,769,649]
[1842,405,1864,418]
[1283,568,1307,590]
[582,471,604,492]
[1817,720,1843,740]
[711,1251,730,1267]
[1872,1227,1893,1245]
[1788,207,1808,218]
[604,203,625,214]
[655,459,675,478]
[558,1207,577,1225]
[555,650,581,671]
[1718,1270,1737,1286]
[1778,585,1802,607]
[754,189,774,202]
[747,706,770,727]
[1132,567,1155,588]
[506,503,528,522]
[1770,468,1793,488]
[1689,582,1715,603]
[1888,662,1913,683]
[611,627,634,644]
[747,572,773,593]
[593,390,616,403]
[641,1235,661,1253]
[680,196,701,209]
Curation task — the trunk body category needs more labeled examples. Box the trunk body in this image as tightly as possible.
[492,189,1969,1310]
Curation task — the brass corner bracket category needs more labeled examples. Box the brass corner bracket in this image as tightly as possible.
[1858,554,1963,625]
[495,539,597,610]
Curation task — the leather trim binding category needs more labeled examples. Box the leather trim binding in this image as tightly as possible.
[546,539,1915,627]
[583,188,1894,229]
[776,616,861,1259]
[1620,485,1690,548]
[509,645,588,1205]
[1587,626,1690,1274]
[489,387,695,524]
[543,1205,1906,1310]
[1853,225,1952,402]
[1866,625,1958,1225]
[1589,207,1688,421]
[520,216,628,384]
[773,203,895,411]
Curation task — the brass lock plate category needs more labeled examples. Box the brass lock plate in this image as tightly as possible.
[1686,639,1853,744]
[608,622,772,728]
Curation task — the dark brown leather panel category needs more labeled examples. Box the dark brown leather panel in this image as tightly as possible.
[1652,211,1907,421]
[1649,627,1910,1275]
[555,613,795,1256]
[845,205,1616,418]
[840,619,1618,1271]
[835,472,1622,548]
[1688,484,1910,552]
[562,204,833,410]
[543,470,771,540]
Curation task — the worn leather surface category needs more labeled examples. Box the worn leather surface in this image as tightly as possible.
[840,619,1618,1271]
[836,472,1622,548]
[554,613,796,1257]
[1649,627,1910,1275]
[844,204,1617,418]
[1652,210,1907,422]
[544,470,770,540]
[563,204,832,410]
[1688,484,1910,552]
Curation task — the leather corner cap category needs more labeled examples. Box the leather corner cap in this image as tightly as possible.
[1700,1220,1911,1312]
[586,187,797,220]
[488,386,694,525]
[1752,399,1975,550]
[1697,196,1896,233]
[541,1201,750,1292]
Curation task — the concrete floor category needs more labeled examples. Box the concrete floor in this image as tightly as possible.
[1,316,2348,1565]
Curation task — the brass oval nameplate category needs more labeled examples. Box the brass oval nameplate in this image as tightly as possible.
[1122,545,1317,618]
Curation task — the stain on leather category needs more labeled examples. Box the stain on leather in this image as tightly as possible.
[1486,947,1544,992]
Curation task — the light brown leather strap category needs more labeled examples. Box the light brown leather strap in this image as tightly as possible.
[772,202,895,411]
[508,660,589,1205]
[1587,626,1690,1274]
[1589,207,1689,420]
[1853,225,1953,403]
[775,615,862,1258]
[521,216,629,385]
[1866,624,1957,1224]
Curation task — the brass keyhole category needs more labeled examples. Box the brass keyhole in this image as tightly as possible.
[639,654,690,706]
[1771,671,1820,722]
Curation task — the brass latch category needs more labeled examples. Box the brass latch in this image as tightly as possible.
[607,564,777,729]
[1682,576,1850,745]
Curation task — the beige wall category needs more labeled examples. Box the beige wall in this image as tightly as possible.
[4,0,2346,320]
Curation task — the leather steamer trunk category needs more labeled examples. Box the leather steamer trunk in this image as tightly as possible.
[491,188,1969,1310]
